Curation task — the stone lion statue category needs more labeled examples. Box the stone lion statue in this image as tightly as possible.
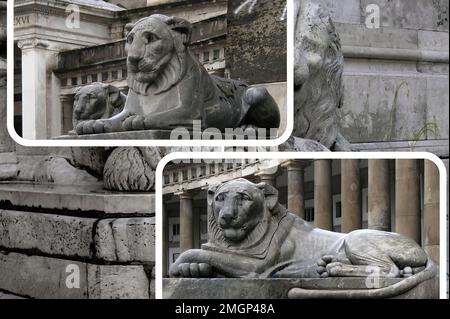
[75,14,280,135]
[72,82,126,130]
[169,178,436,298]
[291,1,350,151]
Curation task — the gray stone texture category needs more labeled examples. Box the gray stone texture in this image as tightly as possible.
[0,59,12,153]
[95,217,155,263]
[0,210,155,263]
[164,277,439,299]
[0,183,155,215]
[0,252,150,299]
[227,0,286,84]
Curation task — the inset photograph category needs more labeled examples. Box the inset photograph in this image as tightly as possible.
[12,0,288,142]
[161,156,445,299]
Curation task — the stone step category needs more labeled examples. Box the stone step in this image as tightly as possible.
[0,252,153,299]
[0,183,155,215]
[0,209,155,263]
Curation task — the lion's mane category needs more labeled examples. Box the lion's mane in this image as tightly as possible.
[293,1,344,149]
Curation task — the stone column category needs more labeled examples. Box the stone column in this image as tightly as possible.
[162,204,169,277]
[179,192,194,253]
[281,160,310,218]
[423,160,440,264]
[341,159,361,233]
[314,160,333,230]
[17,39,57,139]
[368,160,391,231]
[395,160,421,244]
[256,168,278,187]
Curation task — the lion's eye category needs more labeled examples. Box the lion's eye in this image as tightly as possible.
[241,194,251,201]
[215,194,225,202]
[127,34,134,44]
[143,32,157,44]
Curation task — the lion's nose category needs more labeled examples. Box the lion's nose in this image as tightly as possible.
[220,212,235,225]
[128,55,141,66]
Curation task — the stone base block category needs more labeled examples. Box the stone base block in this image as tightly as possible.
[0,210,155,263]
[163,277,439,299]
[0,183,155,215]
[0,252,152,299]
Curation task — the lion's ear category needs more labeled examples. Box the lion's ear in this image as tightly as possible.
[207,183,221,206]
[168,17,192,45]
[105,85,121,105]
[125,22,135,35]
[257,183,279,211]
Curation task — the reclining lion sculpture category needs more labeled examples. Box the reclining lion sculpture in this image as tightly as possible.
[75,14,280,135]
[169,178,437,298]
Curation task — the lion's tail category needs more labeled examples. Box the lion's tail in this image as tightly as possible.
[287,259,438,299]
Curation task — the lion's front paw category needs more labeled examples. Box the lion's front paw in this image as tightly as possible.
[316,255,350,278]
[122,115,147,131]
[75,119,111,135]
[170,263,212,278]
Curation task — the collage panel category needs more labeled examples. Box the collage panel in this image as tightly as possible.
[10,0,288,145]
[158,154,446,300]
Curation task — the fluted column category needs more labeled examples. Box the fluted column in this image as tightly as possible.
[368,160,391,231]
[179,192,194,253]
[314,160,333,230]
[341,159,361,233]
[424,160,440,264]
[395,160,421,244]
[281,160,310,218]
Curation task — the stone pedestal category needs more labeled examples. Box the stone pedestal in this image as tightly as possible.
[423,160,440,264]
[341,159,361,233]
[163,277,439,299]
[281,160,310,218]
[0,183,155,299]
[368,160,391,231]
[179,192,194,253]
[314,160,332,230]
[395,160,421,244]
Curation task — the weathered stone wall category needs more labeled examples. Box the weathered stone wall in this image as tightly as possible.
[309,0,449,153]
[227,0,287,84]
[0,186,156,299]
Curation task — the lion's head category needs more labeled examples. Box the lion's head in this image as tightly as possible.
[293,1,344,149]
[72,82,124,127]
[125,14,192,96]
[207,179,283,248]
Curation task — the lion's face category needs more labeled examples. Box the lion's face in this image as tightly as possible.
[211,180,271,242]
[73,85,107,122]
[125,15,192,95]
[126,18,174,84]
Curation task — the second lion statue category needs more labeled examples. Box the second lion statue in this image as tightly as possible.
[75,14,280,135]
[169,178,437,298]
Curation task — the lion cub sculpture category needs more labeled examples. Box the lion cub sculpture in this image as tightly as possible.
[75,14,280,135]
[169,178,437,298]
